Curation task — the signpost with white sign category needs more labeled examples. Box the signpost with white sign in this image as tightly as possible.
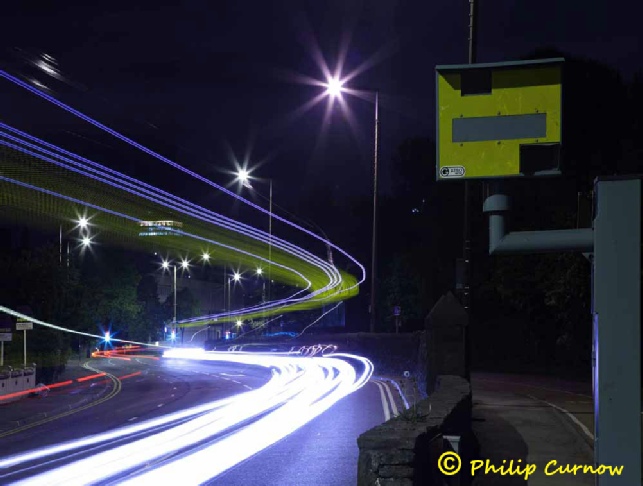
[15,306,34,368]
[16,317,33,367]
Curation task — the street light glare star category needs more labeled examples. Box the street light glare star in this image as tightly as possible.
[81,236,91,247]
[78,217,89,229]
[233,272,241,282]
[325,77,344,98]
[237,169,250,183]
[202,252,210,261]
[181,259,189,269]
[236,320,243,327]
[161,260,170,269]
[256,268,263,275]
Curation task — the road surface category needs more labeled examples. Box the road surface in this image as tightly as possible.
[0,351,404,485]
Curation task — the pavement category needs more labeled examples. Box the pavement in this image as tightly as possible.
[0,359,114,436]
[470,373,595,485]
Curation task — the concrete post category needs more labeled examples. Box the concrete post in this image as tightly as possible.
[592,177,641,485]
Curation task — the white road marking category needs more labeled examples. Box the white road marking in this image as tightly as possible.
[220,373,245,377]
[381,381,399,417]
[243,385,252,390]
[157,404,164,408]
[231,380,241,384]
[527,394,594,441]
[374,381,390,422]
[128,417,138,422]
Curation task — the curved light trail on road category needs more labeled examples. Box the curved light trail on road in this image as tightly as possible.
[0,350,373,485]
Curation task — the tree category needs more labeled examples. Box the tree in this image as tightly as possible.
[134,274,167,342]
[175,287,200,321]
[77,251,142,339]
[0,243,79,382]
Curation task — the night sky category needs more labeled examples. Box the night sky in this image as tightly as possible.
[2,0,641,262]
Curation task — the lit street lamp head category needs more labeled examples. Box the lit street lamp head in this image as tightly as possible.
[202,252,210,262]
[78,216,89,229]
[236,169,253,189]
[256,267,263,275]
[161,260,170,270]
[181,259,189,270]
[233,272,241,282]
[325,77,344,98]
[236,320,243,327]
[81,236,91,247]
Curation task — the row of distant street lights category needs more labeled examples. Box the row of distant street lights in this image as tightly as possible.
[160,253,267,343]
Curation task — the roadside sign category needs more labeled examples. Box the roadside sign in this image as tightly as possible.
[436,58,563,180]
[16,319,33,331]
[0,333,11,342]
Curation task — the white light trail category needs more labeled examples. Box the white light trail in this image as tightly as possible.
[2,351,372,485]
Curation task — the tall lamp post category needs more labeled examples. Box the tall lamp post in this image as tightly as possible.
[236,170,273,304]
[324,79,380,333]
[226,271,241,337]
[161,259,188,343]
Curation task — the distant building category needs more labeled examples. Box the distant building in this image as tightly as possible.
[139,220,183,237]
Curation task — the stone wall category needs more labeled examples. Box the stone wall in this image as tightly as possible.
[357,375,472,486]
[0,367,36,403]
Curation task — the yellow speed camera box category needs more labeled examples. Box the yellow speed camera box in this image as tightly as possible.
[436,58,563,180]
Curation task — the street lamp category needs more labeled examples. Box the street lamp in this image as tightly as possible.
[323,79,380,333]
[236,169,273,303]
[161,259,177,343]
[60,215,92,266]
[224,271,242,338]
